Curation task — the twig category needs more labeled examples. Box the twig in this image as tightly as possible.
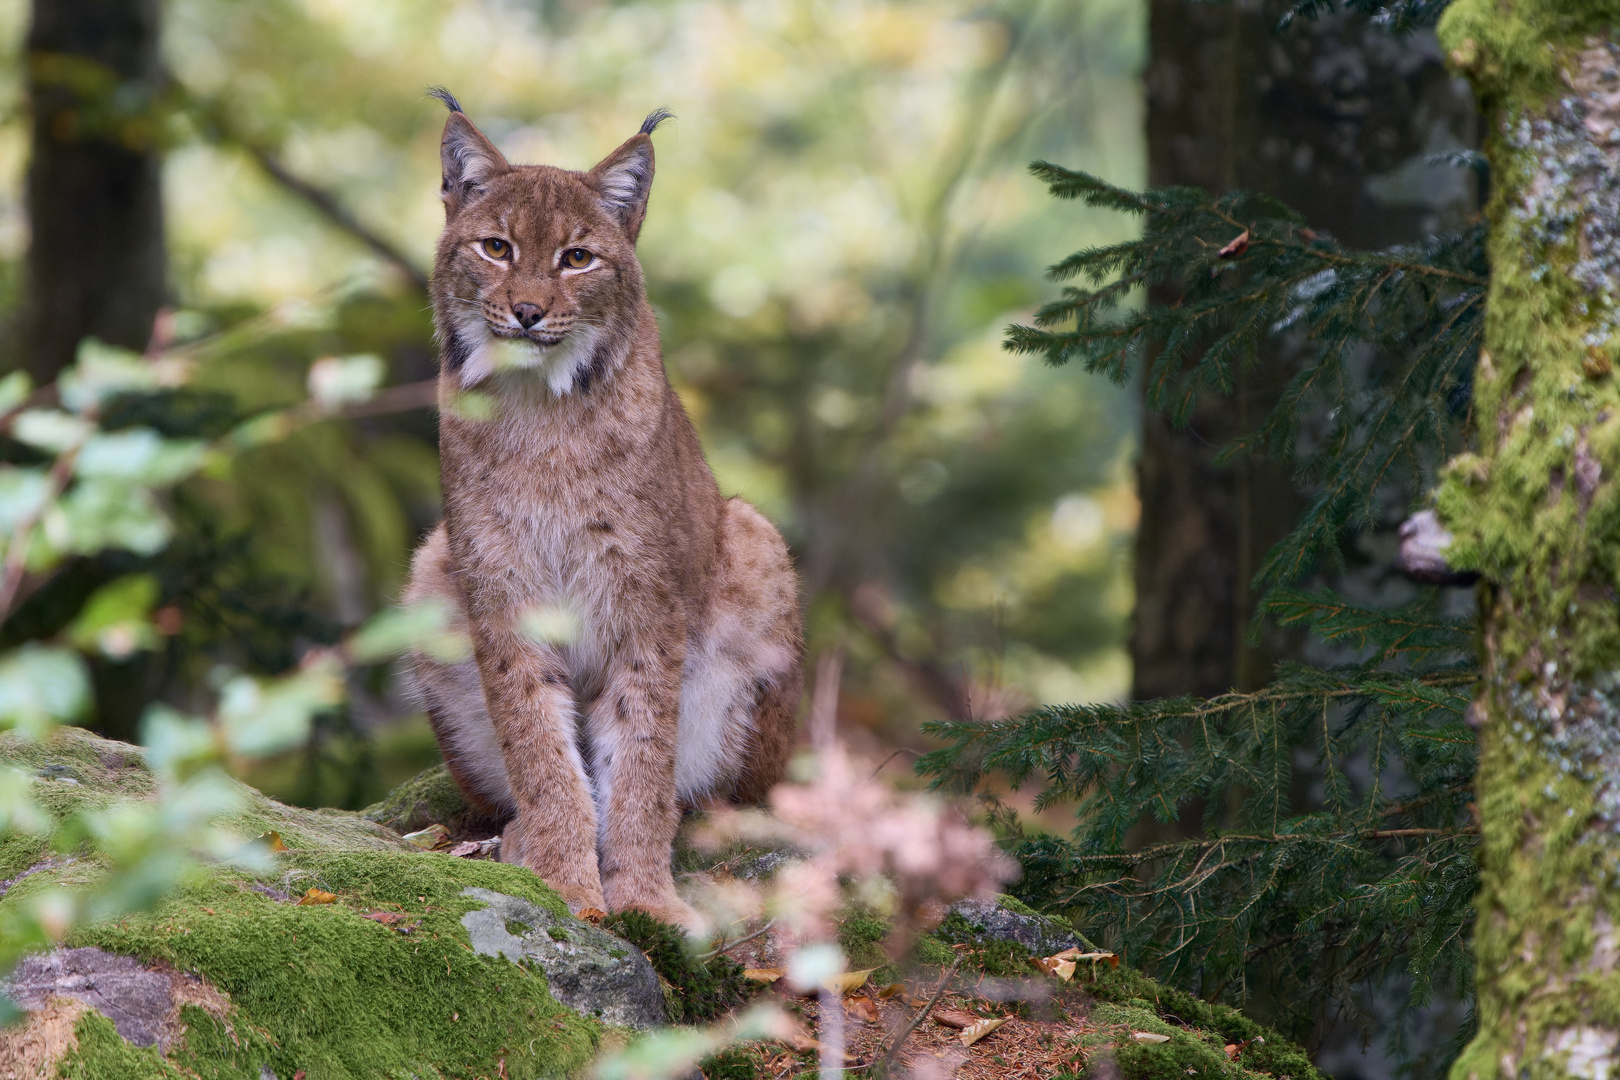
[242,143,431,294]
[699,919,776,961]
[867,748,921,781]
[0,446,79,623]
[870,957,961,1078]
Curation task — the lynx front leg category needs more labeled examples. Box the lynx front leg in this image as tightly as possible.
[587,637,695,928]
[469,622,606,913]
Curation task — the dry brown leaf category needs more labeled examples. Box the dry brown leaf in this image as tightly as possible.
[1130,1032,1170,1044]
[823,968,877,995]
[447,840,481,858]
[932,1009,978,1030]
[844,994,879,1023]
[1217,229,1251,258]
[401,823,450,849]
[253,831,288,852]
[296,888,336,906]
[1224,1044,1239,1060]
[1074,951,1119,968]
[363,911,406,924]
[875,982,907,1000]
[1030,955,1076,981]
[744,968,784,984]
[577,908,607,924]
[959,1017,1009,1047]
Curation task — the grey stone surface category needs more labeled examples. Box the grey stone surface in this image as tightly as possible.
[5,947,174,1048]
[948,896,1083,957]
[460,887,666,1029]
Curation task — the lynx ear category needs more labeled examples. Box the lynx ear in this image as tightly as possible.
[587,109,672,242]
[432,89,509,212]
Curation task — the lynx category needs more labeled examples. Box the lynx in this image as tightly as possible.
[403,91,803,925]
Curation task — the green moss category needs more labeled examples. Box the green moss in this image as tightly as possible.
[992,893,1038,917]
[698,1046,759,1080]
[600,910,753,1025]
[68,851,595,1079]
[54,1011,181,1080]
[1438,0,1620,99]
[836,906,891,972]
[1430,14,1620,1080]
[2,729,603,1079]
[908,935,955,967]
[928,913,1037,977]
[359,763,507,840]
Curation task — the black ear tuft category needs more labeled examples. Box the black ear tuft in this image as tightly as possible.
[427,86,463,114]
[639,108,674,136]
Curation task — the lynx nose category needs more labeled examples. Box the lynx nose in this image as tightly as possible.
[512,302,546,330]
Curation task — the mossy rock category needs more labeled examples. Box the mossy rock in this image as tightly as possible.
[360,761,510,841]
[914,909,1326,1080]
[0,728,662,1079]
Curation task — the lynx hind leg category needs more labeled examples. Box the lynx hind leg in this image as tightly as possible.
[675,498,803,806]
[402,525,514,815]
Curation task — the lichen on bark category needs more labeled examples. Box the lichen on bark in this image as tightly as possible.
[1435,4,1620,1078]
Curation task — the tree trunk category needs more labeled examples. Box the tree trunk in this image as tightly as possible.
[1136,1,1476,698]
[1437,11,1620,1079]
[20,0,166,383]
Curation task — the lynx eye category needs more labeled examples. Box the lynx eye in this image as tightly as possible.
[563,248,593,269]
[480,237,511,259]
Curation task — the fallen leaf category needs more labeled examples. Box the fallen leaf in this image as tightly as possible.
[875,982,907,1000]
[296,888,336,906]
[363,911,406,924]
[1075,951,1120,968]
[959,1017,1009,1047]
[1130,1032,1171,1044]
[201,908,216,916]
[1224,1044,1239,1060]
[253,831,288,852]
[401,823,451,849]
[932,1009,978,1030]
[823,968,877,995]
[577,908,607,924]
[1217,229,1251,258]
[1030,955,1076,981]
[844,994,879,1023]
[447,840,481,858]
[744,968,784,983]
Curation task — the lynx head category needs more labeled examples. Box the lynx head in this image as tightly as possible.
[427,88,670,394]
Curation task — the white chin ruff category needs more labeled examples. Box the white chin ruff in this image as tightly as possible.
[457,327,602,395]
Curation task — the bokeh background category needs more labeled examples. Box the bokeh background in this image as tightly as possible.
[0,0,1144,808]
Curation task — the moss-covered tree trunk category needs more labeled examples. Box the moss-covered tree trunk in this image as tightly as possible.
[1436,5,1620,1078]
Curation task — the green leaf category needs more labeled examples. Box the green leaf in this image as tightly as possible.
[0,371,32,414]
[61,339,167,413]
[347,598,471,664]
[66,574,162,659]
[75,429,207,486]
[0,467,51,534]
[216,660,345,759]
[306,354,384,410]
[12,410,92,454]
[0,646,91,739]
[47,479,171,557]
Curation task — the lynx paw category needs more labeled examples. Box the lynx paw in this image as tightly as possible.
[499,818,606,913]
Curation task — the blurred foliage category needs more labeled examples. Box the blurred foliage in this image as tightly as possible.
[0,338,470,1019]
[0,0,1150,804]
